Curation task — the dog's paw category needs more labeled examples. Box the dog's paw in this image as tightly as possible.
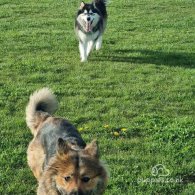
[96,46,101,51]
[81,58,87,62]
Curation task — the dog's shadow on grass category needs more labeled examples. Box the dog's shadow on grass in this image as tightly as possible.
[92,49,195,68]
[182,174,195,184]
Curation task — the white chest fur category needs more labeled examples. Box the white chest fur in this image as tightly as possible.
[78,30,100,42]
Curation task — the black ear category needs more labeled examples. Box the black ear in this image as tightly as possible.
[84,139,99,158]
[57,138,70,155]
[80,1,85,9]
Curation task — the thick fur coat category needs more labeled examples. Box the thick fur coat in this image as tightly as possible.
[26,88,108,195]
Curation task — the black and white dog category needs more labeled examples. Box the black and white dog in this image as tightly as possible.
[75,0,108,62]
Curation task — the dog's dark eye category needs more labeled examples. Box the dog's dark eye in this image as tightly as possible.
[64,176,71,182]
[81,176,90,183]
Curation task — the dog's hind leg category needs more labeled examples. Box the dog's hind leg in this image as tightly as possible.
[96,36,102,50]
[87,41,95,56]
[79,41,87,62]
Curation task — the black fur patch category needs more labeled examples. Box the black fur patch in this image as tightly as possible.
[78,4,99,15]
[36,102,48,112]
[77,1,107,19]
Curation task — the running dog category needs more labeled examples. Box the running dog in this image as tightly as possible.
[26,88,108,195]
[75,0,108,62]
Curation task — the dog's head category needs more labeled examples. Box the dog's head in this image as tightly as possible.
[47,138,108,195]
[76,1,101,32]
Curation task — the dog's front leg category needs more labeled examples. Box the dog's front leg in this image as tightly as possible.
[87,41,95,56]
[79,41,87,62]
[96,36,102,50]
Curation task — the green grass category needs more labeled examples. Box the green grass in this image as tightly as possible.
[0,0,195,194]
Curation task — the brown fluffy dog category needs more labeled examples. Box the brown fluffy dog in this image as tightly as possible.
[26,88,108,195]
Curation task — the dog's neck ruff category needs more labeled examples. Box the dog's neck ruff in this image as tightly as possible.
[77,20,100,34]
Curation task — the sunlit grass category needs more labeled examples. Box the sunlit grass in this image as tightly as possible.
[0,0,194,194]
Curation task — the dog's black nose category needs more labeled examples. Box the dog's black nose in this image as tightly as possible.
[87,17,90,21]
[70,190,84,195]
[78,190,84,195]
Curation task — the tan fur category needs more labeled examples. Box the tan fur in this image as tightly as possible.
[27,116,54,180]
[36,151,108,195]
[27,137,45,180]
[26,88,58,136]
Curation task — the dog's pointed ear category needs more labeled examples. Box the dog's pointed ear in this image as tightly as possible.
[80,1,85,9]
[57,138,70,155]
[84,139,99,158]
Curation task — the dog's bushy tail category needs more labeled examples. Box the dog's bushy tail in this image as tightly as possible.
[26,88,58,135]
[94,0,108,19]
[95,0,109,5]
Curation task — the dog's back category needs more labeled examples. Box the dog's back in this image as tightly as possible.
[39,118,86,166]
[26,88,86,169]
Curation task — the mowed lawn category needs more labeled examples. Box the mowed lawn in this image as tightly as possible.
[0,0,194,194]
